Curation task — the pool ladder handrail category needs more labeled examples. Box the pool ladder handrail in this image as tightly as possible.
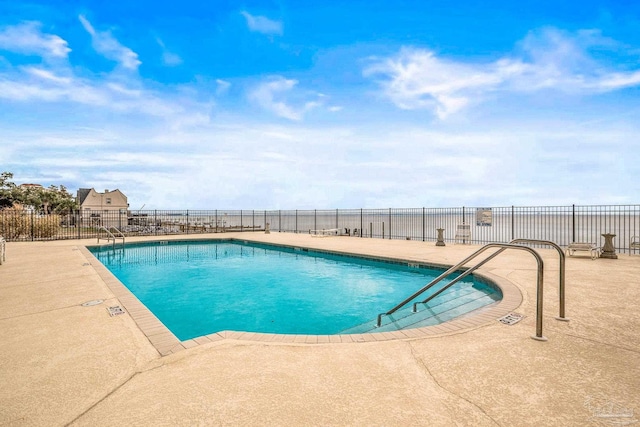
[97,226,125,248]
[410,239,568,321]
[376,242,552,341]
[509,239,568,322]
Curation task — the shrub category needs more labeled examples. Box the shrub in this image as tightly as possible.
[32,214,61,238]
[0,208,29,239]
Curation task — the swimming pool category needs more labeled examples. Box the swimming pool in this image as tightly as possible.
[89,240,501,340]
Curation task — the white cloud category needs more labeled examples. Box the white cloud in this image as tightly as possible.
[79,15,141,70]
[5,117,638,209]
[216,79,231,95]
[365,27,640,119]
[249,76,322,121]
[24,67,72,85]
[0,64,211,125]
[240,11,283,36]
[0,22,70,58]
[162,52,182,66]
[156,37,182,66]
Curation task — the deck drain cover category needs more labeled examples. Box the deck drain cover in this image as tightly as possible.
[107,306,126,316]
[498,312,524,325]
[81,299,104,307]
[82,262,90,266]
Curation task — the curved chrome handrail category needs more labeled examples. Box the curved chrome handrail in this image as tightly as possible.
[97,226,125,249]
[376,243,548,341]
[510,239,568,321]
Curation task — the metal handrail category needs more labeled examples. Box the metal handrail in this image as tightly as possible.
[376,243,548,341]
[509,239,568,321]
[97,226,125,248]
[412,239,567,321]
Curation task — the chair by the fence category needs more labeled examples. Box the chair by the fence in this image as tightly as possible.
[454,224,471,244]
[0,236,5,265]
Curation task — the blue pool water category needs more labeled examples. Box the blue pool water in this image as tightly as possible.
[89,240,501,340]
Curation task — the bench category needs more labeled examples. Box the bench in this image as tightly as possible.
[566,242,600,260]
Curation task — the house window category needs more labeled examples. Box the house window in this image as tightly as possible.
[106,198,112,205]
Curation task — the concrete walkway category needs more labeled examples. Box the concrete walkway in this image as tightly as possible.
[0,233,638,426]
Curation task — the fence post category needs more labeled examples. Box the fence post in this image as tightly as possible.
[279,210,281,232]
[360,209,363,238]
[295,210,298,233]
[186,210,189,235]
[314,209,317,232]
[336,209,338,230]
[511,205,514,241]
[572,204,576,243]
[422,207,425,242]
[31,211,34,241]
[389,208,392,240]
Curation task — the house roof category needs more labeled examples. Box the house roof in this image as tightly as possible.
[77,188,92,205]
[77,188,128,207]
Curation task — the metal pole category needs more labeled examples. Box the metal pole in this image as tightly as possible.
[422,207,425,242]
[511,205,514,241]
[360,209,363,238]
[462,206,466,244]
[572,204,576,242]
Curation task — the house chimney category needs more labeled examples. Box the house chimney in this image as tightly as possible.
[104,189,109,193]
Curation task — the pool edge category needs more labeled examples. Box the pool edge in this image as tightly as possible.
[79,239,523,356]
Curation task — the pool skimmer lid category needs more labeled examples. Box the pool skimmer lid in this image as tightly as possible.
[498,312,524,325]
[107,306,125,316]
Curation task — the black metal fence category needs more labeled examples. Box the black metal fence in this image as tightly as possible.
[1,205,639,253]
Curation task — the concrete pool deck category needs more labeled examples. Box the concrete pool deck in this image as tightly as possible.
[1,233,639,426]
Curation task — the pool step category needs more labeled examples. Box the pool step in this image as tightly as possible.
[340,283,500,334]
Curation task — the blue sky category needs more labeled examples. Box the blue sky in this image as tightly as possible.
[1,1,639,209]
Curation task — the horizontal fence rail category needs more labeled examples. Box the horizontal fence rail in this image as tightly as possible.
[1,205,639,253]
